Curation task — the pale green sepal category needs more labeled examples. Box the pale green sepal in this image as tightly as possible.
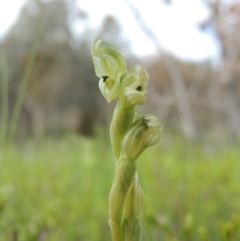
[121,115,162,161]
[92,38,127,79]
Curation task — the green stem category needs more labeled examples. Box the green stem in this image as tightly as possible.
[109,158,137,241]
[110,101,135,161]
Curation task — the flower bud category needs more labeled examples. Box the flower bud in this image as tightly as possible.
[121,115,162,161]
[92,38,127,102]
[120,65,149,107]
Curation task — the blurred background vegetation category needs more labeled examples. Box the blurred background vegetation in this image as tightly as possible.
[0,0,240,240]
[0,0,239,142]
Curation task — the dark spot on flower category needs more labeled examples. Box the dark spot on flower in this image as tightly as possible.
[142,118,150,129]
[102,75,109,82]
[136,86,142,91]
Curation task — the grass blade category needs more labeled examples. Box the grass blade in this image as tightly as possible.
[0,50,9,145]
[8,17,48,144]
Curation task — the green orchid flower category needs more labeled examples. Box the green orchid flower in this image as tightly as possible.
[91,38,127,103]
[121,115,162,161]
[119,65,149,107]
[109,65,149,160]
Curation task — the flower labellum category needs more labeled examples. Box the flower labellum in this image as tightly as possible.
[98,73,123,103]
